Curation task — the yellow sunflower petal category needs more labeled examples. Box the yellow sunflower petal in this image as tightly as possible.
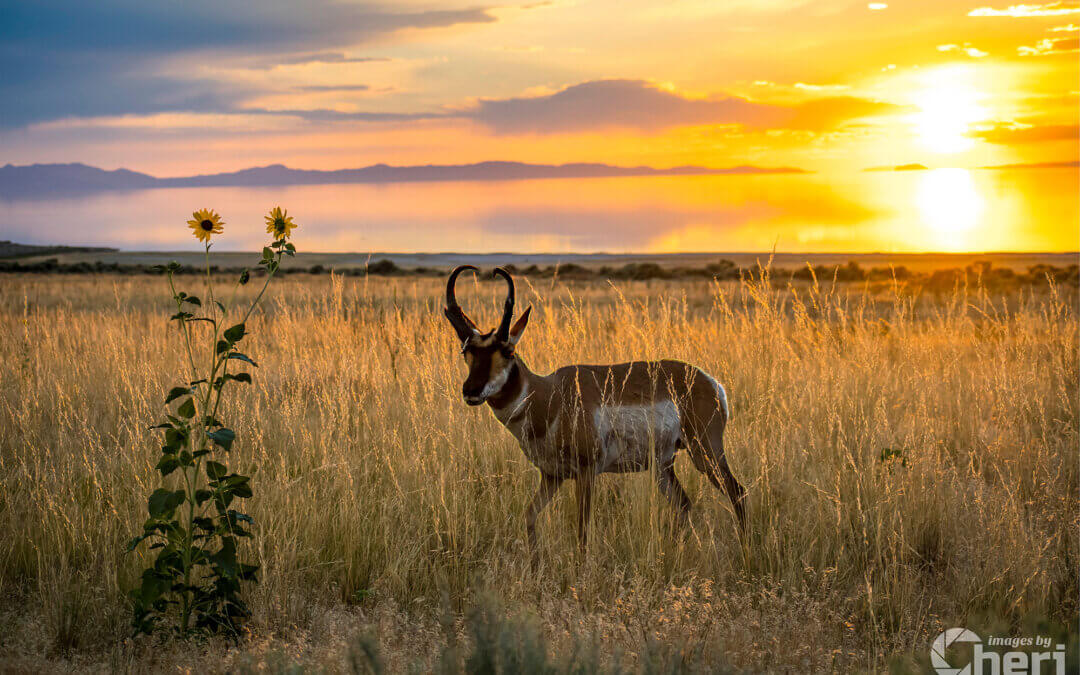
[188,208,225,242]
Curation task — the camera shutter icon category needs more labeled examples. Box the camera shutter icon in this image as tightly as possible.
[930,628,982,675]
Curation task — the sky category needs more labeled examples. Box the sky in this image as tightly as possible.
[1,0,1077,177]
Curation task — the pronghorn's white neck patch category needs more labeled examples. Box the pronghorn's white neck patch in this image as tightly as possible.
[493,374,530,422]
[481,362,513,401]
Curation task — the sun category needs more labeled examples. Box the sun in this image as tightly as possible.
[910,65,989,154]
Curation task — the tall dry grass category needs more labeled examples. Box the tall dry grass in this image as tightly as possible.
[0,272,1076,672]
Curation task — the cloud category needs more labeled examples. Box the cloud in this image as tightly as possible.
[295,85,372,93]
[968,2,1080,17]
[250,52,393,70]
[464,80,906,134]
[969,122,1079,143]
[466,80,779,133]
[0,1,495,128]
[243,108,446,123]
[1017,35,1080,54]
[937,43,990,57]
[783,96,911,130]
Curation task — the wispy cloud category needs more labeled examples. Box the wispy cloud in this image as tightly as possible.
[937,43,989,57]
[294,85,372,93]
[1018,35,1080,54]
[464,80,907,134]
[969,121,1079,143]
[969,2,1080,17]
[250,52,392,70]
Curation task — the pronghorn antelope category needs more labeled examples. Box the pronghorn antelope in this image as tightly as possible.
[443,265,747,558]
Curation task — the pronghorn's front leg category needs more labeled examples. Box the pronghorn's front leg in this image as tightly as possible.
[574,470,595,554]
[526,473,563,566]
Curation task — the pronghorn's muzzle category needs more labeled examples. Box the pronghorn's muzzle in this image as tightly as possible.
[463,385,487,405]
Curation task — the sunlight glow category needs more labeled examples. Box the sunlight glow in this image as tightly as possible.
[910,66,988,153]
[916,169,985,250]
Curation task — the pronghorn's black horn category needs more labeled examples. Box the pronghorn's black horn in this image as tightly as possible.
[493,267,515,342]
[444,265,478,341]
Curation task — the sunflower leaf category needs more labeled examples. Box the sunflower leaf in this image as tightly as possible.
[228,353,258,367]
[165,386,191,404]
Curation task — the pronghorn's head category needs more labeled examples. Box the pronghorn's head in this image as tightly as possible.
[444,265,531,406]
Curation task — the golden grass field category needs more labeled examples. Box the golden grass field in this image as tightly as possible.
[0,271,1076,673]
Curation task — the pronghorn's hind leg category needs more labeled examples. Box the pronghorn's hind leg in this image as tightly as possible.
[655,458,692,522]
[573,470,595,555]
[686,417,747,533]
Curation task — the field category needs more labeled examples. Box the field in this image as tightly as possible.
[0,270,1076,672]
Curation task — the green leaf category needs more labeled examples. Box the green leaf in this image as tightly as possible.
[239,269,250,285]
[262,247,273,261]
[183,295,201,306]
[165,386,191,404]
[206,461,228,480]
[229,511,254,524]
[148,489,186,518]
[177,398,196,419]
[231,373,252,384]
[207,428,236,451]
[211,538,239,577]
[155,456,180,476]
[126,533,149,553]
[225,476,252,499]
[223,323,246,343]
[216,339,230,355]
[163,427,186,451]
[228,353,258,367]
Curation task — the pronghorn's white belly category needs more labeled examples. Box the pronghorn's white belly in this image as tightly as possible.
[592,401,680,473]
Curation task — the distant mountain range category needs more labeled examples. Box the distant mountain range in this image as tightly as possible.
[0,161,806,198]
[864,160,1079,172]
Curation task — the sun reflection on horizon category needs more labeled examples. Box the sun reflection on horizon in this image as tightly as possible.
[916,168,985,251]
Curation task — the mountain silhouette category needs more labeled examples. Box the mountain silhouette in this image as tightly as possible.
[0,161,806,198]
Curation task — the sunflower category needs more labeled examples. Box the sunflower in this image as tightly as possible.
[187,209,225,243]
[264,206,297,239]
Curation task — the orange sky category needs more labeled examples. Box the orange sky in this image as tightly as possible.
[3,0,1077,176]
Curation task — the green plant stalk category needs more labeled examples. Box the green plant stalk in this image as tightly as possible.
[193,250,283,529]
[175,247,283,633]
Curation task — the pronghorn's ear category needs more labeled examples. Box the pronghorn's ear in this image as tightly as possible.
[509,305,531,345]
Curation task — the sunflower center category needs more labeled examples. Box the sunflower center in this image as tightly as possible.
[200,219,214,231]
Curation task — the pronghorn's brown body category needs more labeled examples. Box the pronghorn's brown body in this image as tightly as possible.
[444,266,746,558]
